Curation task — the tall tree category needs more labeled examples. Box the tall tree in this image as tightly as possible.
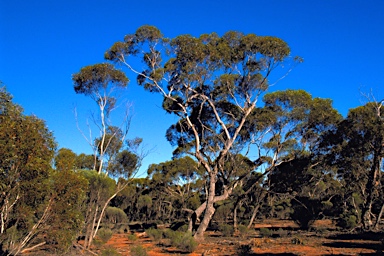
[262,89,342,229]
[0,87,87,254]
[104,25,297,238]
[321,102,383,230]
[72,63,142,248]
[72,63,129,174]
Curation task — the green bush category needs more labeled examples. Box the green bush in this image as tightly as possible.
[337,214,358,230]
[237,224,249,238]
[130,245,148,256]
[168,231,198,253]
[127,233,137,241]
[177,224,189,232]
[100,247,120,256]
[97,228,113,243]
[219,223,234,237]
[104,206,128,224]
[146,228,163,243]
[259,228,272,238]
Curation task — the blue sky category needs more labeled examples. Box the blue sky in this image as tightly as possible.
[1,0,384,174]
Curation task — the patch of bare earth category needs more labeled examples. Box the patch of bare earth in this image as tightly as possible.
[103,220,383,255]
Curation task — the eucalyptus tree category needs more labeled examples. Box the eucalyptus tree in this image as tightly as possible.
[72,63,129,173]
[0,87,87,255]
[0,87,56,254]
[320,102,384,230]
[72,64,142,248]
[147,157,203,221]
[260,89,342,228]
[103,25,297,238]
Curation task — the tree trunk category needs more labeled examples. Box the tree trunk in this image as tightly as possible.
[362,151,381,230]
[233,201,241,230]
[194,202,215,239]
[247,190,266,228]
[374,202,384,230]
[188,201,207,232]
[247,203,261,229]
[194,173,216,239]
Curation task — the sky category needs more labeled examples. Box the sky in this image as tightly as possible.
[1,0,384,174]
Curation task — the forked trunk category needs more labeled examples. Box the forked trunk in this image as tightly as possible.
[194,202,215,239]
[194,173,216,239]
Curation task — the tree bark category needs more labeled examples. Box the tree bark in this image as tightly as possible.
[374,202,384,230]
[233,201,241,230]
[194,173,216,239]
[362,150,382,230]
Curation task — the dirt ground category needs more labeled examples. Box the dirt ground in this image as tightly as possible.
[102,220,384,256]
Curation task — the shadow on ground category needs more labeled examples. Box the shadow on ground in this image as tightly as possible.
[323,231,383,255]
[326,231,384,241]
[249,254,297,256]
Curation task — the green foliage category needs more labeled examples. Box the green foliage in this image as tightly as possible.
[46,170,88,253]
[237,224,249,238]
[337,214,358,230]
[80,170,116,199]
[219,223,234,237]
[146,228,163,243]
[104,206,128,224]
[213,202,233,223]
[130,245,148,256]
[55,148,77,171]
[127,233,137,241]
[165,230,198,253]
[75,153,95,170]
[259,228,273,238]
[0,87,57,253]
[101,247,121,256]
[97,228,113,244]
[72,63,128,96]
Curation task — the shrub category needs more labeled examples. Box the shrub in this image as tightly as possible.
[163,228,180,241]
[100,247,120,256]
[290,196,322,230]
[97,228,113,244]
[127,233,137,241]
[115,223,129,234]
[259,228,272,238]
[168,231,198,253]
[177,224,189,232]
[275,227,289,237]
[237,224,249,238]
[104,206,128,224]
[337,214,358,230]
[219,223,234,237]
[146,228,163,243]
[236,244,253,256]
[130,245,148,256]
[291,237,304,245]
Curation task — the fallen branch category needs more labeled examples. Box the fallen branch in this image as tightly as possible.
[20,241,46,254]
